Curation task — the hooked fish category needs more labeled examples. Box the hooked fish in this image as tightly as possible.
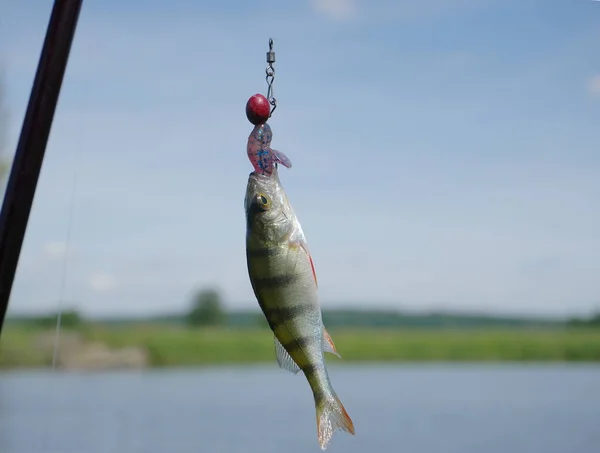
[244,167,355,450]
[247,123,292,175]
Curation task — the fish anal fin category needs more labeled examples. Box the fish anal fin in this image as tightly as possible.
[322,327,341,358]
[274,335,301,374]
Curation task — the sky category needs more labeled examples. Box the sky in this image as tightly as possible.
[0,0,599,318]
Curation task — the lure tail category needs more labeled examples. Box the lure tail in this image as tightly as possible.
[272,148,292,169]
[315,391,355,450]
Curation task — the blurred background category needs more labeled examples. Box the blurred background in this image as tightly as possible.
[1,0,599,452]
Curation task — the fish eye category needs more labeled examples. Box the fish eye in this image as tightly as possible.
[256,193,271,210]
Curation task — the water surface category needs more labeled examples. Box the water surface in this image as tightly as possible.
[1,364,599,453]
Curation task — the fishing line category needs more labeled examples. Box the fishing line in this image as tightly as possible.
[28,40,88,453]
[49,53,89,373]
[50,142,81,371]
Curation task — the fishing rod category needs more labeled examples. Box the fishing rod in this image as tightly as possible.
[0,0,83,337]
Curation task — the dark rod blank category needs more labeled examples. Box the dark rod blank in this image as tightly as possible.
[0,0,83,337]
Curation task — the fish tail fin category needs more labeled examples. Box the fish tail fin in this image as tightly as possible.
[314,391,355,450]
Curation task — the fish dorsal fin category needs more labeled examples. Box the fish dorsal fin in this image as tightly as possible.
[274,336,301,374]
[322,327,342,358]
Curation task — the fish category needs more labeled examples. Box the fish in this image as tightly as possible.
[244,167,355,450]
[247,122,292,175]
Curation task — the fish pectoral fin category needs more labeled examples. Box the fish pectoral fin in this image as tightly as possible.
[274,335,301,374]
[302,243,318,288]
[287,239,318,288]
[285,242,301,277]
[322,327,342,358]
[272,149,292,168]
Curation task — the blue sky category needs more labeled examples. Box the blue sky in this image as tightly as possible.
[1,0,599,317]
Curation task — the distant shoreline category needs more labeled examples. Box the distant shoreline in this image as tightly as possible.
[2,324,599,371]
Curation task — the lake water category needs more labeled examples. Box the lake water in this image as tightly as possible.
[1,364,599,453]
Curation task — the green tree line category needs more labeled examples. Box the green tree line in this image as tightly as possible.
[7,287,600,330]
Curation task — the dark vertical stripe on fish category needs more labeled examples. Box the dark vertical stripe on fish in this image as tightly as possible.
[247,247,280,258]
[283,334,313,352]
[265,304,310,325]
[252,274,298,289]
[302,363,326,401]
[264,315,277,332]
[302,363,321,375]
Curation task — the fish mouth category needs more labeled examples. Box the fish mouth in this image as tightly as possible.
[247,168,280,193]
[246,172,267,197]
[245,167,283,220]
[248,167,278,180]
[246,172,271,213]
[248,171,269,181]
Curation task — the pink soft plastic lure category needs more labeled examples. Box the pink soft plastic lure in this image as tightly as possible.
[247,123,292,175]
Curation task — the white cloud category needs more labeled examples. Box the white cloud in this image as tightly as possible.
[587,74,600,98]
[309,0,358,21]
[87,273,117,292]
[42,241,68,260]
[308,0,494,24]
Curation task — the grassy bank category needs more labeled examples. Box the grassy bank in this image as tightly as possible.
[2,325,600,369]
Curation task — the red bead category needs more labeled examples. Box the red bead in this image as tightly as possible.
[246,94,270,125]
